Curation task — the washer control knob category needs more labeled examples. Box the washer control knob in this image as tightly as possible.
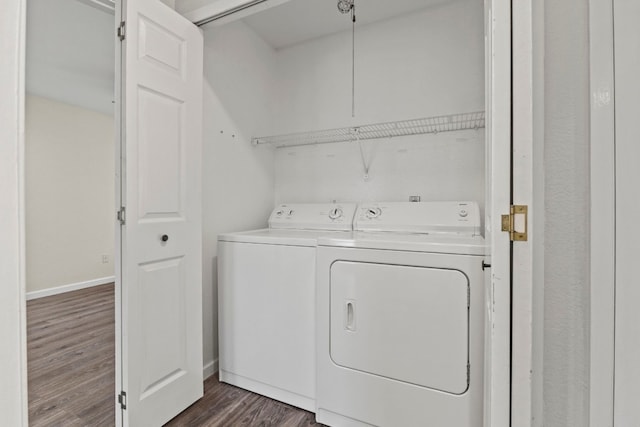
[366,207,382,219]
[459,209,468,218]
[276,210,284,216]
[329,207,343,220]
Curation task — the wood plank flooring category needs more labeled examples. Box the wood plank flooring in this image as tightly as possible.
[165,376,322,427]
[27,283,323,427]
[27,283,115,427]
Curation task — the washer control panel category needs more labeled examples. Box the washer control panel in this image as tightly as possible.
[355,201,481,236]
[269,203,357,231]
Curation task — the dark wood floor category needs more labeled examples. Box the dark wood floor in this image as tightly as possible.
[27,283,322,427]
[165,376,321,427]
[27,283,115,427]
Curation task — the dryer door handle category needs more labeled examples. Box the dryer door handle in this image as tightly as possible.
[345,300,356,332]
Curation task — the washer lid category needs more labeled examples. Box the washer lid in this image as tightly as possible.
[355,201,481,236]
[218,228,352,247]
[269,203,357,231]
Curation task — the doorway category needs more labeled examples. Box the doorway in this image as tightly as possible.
[24,0,116,423]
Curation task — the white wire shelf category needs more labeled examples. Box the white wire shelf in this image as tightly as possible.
[251,111,485,148]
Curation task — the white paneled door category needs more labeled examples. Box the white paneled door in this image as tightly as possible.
[116,0,203,425]
[614,0,640,424]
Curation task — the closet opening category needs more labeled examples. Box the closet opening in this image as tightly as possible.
[24,0,116,424]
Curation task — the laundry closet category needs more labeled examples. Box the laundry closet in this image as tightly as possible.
[195,0,489,425]
[198,0,486,358]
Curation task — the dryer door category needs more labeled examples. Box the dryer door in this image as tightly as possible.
[330,261,469,394]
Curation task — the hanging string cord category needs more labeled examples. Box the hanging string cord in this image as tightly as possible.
[354,128,370,177]
[351,2,356,117]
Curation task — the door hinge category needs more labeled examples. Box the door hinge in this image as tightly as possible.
[118,391,127,410]
[117,207,126,225]
[117,21,126,41]
[501,205,528,241]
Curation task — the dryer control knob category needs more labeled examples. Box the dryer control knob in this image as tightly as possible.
[366,207,382,219]
[329,207,343,220]
[459,209,468,218]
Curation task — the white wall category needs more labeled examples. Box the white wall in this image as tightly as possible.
[543,0,590,425]
[0,0,28,423]
[26,0,114,116]
[274,134,484,205]
[201,21,277,372]
[272,1,485,209]
[273,1,484,132]
[25,95,115,293]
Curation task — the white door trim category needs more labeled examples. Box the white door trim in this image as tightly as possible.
[511,1,544,426]
[588,0,616,425]
[0,0,28,425]
[484,0,512,425]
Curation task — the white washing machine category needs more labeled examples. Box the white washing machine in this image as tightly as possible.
[217,203,357,412]
[315,201,486,427]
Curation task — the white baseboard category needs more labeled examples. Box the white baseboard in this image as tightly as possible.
[203,359,219,379]
[26,276,115,300]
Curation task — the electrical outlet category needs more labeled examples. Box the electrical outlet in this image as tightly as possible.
[102,255,109,264]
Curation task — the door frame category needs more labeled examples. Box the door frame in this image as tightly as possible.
[510,1,544,425]
[588,0,616,425]
[0,0,28,425]
[484,0,513,425]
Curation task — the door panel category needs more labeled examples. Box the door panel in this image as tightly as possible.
[138,256,187,401]
[138,17,185,74]
[117,0,203,425]
[137,88,184,218]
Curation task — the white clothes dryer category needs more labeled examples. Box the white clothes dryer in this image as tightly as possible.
[217,203,357,412]
[315,201,486,427]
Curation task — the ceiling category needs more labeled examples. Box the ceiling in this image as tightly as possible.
[26,0,115,115]
[25,0,455,113]
[241,0,454,49]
